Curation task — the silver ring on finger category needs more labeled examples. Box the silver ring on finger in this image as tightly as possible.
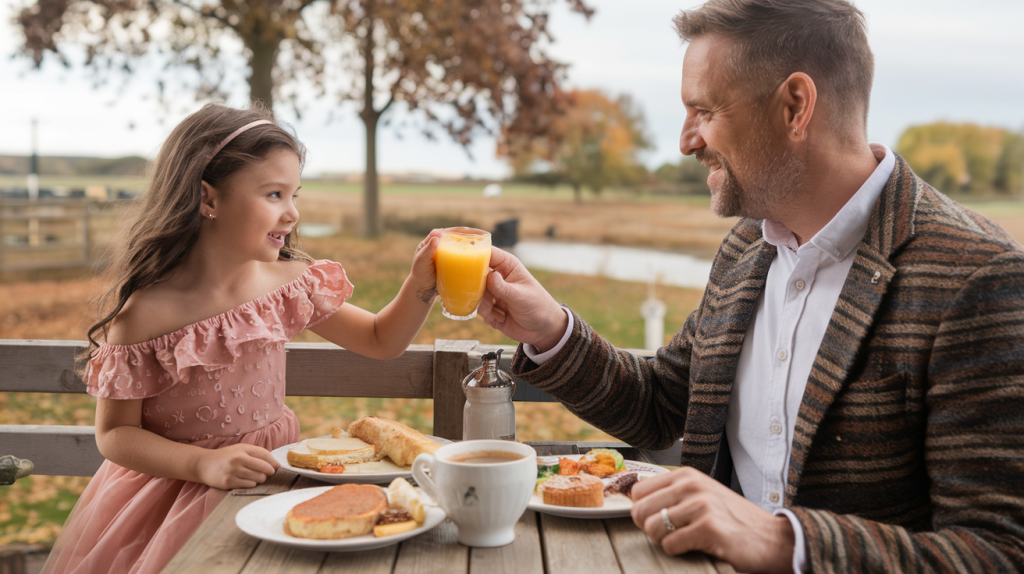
[661,508,677,532]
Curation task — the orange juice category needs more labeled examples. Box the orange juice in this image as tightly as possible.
[435,228,491,320]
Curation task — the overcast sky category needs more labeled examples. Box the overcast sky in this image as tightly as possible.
[1,0,1022,178]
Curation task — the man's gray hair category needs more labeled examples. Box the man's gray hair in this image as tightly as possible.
[674,0,874,137]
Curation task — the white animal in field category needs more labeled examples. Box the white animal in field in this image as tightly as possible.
[482,183,502,198]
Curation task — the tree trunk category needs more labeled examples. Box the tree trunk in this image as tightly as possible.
[362,110,381,237]
[246,36,280,108]
[573,182,582,203]
[359,4,381,238]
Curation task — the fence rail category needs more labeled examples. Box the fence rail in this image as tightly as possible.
[1,339,664,478]
[0,199,129,272]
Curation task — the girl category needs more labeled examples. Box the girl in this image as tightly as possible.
[42,103,440,574]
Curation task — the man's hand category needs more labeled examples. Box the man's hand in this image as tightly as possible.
[631,467,795,574]
[477,247,568,351]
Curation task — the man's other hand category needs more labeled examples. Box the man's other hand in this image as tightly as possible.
[631,467,796,574]
[478,247,568,352]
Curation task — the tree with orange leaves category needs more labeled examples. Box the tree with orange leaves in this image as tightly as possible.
[500,88,651,202]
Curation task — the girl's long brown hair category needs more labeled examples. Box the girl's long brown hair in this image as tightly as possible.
[81,103,312,371]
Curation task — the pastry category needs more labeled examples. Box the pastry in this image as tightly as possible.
[539,474,604,508]
[345,416,439,467]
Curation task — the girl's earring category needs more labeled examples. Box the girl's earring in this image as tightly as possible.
[208,213,216,220]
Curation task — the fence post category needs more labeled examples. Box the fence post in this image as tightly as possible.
[432,339,479,440]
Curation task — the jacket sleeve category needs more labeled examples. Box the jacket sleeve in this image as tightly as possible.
[792,250,1024,572]
[510,290,707,451]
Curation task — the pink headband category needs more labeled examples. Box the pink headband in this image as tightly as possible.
[207,119,273,162]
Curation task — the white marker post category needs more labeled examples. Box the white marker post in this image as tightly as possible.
[640,274,666,350]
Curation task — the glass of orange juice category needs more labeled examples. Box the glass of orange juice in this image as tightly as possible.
[434,227,492,320]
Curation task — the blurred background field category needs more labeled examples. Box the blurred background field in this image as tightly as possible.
[0,184,710,547]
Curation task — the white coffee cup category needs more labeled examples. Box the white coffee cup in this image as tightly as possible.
[412,440,537,547]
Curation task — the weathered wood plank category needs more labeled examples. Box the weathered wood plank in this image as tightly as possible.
[319,546,398,574]
[469,510,544,574]
[161,469,298,574]
[284,343,434,398]
[432,339,479,440]
[539,513,621,574]
[0,425,103,476]
[605,517,719,574]
[392,519,467,574]
[239,543,325,574]
[0,340,435,398]
[0,340,87,393]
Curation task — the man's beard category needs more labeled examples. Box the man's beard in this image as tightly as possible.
[697,126,803,220]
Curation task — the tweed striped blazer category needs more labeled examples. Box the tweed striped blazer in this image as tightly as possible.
[511,155,1024,572]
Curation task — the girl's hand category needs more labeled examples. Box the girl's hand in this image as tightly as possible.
[410,229,442,304]
[195,443,280,490]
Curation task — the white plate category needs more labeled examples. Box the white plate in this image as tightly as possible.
[271,435,452,484]
[235,485,446,551]
[528,455,669,519]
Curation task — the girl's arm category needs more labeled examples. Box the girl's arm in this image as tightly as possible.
[95,397,279,490]
[311,232,441,360]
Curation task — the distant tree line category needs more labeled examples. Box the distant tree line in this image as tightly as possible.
[0,155,148,177]
[897,122,1024,196]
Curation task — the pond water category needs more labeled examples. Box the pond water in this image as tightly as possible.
[510,241,713,290]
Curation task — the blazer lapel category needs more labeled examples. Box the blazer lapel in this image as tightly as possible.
[785,154,923,500]
[684,233,776,472]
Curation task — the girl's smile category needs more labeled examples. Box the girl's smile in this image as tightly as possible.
[202,148,302,262]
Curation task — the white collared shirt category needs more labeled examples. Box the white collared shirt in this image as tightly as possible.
[526,144,896,574]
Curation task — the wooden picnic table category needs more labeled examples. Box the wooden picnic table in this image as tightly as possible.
[161,441,737,574]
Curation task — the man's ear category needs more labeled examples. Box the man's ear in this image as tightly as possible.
[779,72,816,142]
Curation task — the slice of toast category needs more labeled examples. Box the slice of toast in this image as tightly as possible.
[285,484,387,539]
[286,436,381,471]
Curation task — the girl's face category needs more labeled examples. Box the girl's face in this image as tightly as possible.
[205,148,302,263]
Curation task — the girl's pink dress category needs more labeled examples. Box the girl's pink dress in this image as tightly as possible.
[42,260,353,574]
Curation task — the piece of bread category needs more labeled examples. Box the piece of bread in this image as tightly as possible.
[344,416,440,467]
[286,436,380,471]
[539,474,604,508]
[373,520,418,537]
[285,484,387,539]
[387,477,425,523]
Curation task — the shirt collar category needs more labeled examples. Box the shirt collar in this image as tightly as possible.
[763,143,896,261]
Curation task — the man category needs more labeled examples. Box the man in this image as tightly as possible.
[477,1,1024,572]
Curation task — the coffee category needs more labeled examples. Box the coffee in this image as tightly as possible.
[447,450,525,464]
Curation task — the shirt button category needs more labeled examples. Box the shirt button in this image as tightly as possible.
[771,422,783,435]
[795,280,806,290]
[769,492,780,504]
[778,349,787,361]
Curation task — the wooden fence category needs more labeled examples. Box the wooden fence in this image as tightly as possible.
[0,199,128,272]
[1,339,666,478]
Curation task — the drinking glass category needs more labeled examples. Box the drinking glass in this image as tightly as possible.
[434,227,491,320]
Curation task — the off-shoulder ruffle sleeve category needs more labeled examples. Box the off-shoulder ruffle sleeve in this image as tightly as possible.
[297,259,354,329]
[85,259,353,399]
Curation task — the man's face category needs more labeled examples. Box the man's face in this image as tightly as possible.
[679,35,802,220]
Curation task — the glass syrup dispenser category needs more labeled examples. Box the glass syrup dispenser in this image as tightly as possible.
[462,349,516,441]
